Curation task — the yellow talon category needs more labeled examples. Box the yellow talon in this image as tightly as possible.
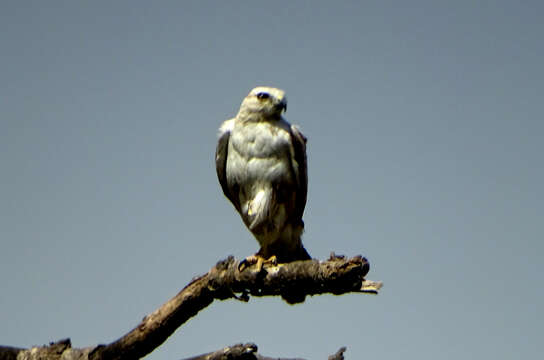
[238,254,278,272]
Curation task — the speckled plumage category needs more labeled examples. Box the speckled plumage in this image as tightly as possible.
[215,87,310,262]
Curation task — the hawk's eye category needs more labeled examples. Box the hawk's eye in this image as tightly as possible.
[256,92,270,100]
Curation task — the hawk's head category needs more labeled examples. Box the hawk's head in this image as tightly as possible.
[238,86,287,120]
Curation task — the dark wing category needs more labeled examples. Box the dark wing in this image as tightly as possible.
[215,128,241,213]
[290,125,308,223]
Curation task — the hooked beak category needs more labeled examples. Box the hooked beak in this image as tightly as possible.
[277,101,287,114]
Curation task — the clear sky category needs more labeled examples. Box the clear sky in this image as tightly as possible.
[1,1,543,359]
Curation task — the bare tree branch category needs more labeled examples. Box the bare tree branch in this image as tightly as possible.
[179,342,346,360]
[1,253,381,360]
[327,346,347,360]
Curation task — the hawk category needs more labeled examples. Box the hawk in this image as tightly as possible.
[215,86,311,269]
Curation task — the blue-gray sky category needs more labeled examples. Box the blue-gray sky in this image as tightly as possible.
[1,1,543,359]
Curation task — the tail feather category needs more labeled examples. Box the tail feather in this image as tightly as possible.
[245,187,312,263]
[257,222,311,262]
[296,243,311,260]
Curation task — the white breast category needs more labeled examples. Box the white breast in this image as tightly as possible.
[228,120,293,184]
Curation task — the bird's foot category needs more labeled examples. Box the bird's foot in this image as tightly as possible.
[238,255,277,272]
[238,255,260,272]
[263,255,277,269]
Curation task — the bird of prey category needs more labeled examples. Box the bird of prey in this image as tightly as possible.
[215,86,311,269]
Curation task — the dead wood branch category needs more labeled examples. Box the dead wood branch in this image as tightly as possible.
[1,254,381,360]
[180,342,347,360]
